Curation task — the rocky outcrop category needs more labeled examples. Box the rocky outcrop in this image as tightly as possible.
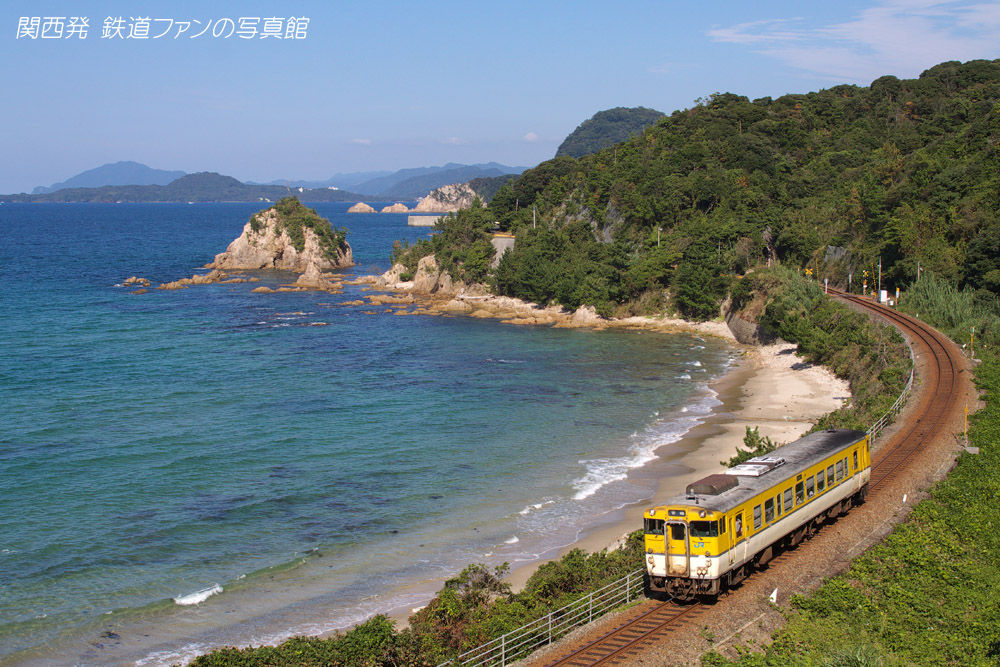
[380,203,410,213]
[157,269,253,290]
[358,254,738,340]
[412,183,481,213]
[348,202,376,213]
[206,206,353,273]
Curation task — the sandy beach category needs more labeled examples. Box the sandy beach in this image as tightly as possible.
[503,340,851,592]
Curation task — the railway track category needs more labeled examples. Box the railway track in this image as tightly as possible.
[536,290,965,667]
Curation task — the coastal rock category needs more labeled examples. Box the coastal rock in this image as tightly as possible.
[123,276,150,287]
[553,305,606,329]
[380,203,410,213]
[206,204,353,273]
[347,202,376,213]
[412,183,481,213]
[157,269,230,290]
[294,263,339,291]
[411,255,441,293]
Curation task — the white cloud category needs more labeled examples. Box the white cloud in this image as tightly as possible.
[523,131,540,142]
[649,62,677,74]
[441,136,468,145]
[350,138,372,145]
[708,1,1000,82]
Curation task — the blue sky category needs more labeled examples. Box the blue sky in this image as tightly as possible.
[2,0,999,193]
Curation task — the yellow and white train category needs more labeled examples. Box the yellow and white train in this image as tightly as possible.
[643,428,870,599]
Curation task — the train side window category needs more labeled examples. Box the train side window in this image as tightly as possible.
[776,493,782,515]
[817,470,826,493]
[795,482,805,505]
[669,523,686,541]
[853,451,858,470]
[753,505,762,530]
[784,488,793,511]
[644,518,665,534]
[836,460,844,480]
[806,476,815,498]
[718,518,726,534]
[764,498,775,523]
[827,465,835,487]
[843,457,849,475]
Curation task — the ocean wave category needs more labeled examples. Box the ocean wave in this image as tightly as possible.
[504,536,519,544]
[173,584,222,606]
[677,373,691,379]
[570,389,722,501]
[518,500,553,515]
[136,642,208,667]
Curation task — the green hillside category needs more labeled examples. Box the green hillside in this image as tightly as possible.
[398,59,1000,319]
[556,106,665,158]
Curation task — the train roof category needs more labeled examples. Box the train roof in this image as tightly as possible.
[657,428,867,515]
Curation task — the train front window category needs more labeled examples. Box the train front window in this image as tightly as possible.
[669,523,686,541]
[690,521,719,537]
[644,518,665,535]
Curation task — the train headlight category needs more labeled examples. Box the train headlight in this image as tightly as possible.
[699,509,707,518]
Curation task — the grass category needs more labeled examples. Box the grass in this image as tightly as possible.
[702,275,1000,666]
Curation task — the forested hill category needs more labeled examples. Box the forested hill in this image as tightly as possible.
[555,106,665,158]
[398,59,1000,319]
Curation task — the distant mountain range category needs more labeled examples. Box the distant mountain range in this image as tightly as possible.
[32,161,186,194]
[12,161,528,202]
[2,173,368,204]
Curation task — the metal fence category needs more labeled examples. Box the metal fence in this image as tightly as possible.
[867,344,915,443]
[439,569,645,667]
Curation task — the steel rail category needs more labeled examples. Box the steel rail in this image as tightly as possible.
[535,289,964,667]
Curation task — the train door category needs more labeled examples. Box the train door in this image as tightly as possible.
[665,521,689,576]
[733,509,748,564]
[727,516,735,566]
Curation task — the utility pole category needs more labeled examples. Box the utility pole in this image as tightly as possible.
[532,206,536,229]
[916,260,920,282]
[657,227,661,247]
[877,257,882,299]
[848,272,852,293]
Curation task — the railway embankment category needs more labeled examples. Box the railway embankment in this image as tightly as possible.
[688,276,994,667]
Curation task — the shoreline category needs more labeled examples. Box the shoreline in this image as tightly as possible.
[378,338,849,630]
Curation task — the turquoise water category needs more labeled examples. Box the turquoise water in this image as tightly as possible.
[0,203,731,664]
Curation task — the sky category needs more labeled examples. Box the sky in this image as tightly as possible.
[2,0,1000,193]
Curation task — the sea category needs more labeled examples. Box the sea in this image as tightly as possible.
[0,202,733,665]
